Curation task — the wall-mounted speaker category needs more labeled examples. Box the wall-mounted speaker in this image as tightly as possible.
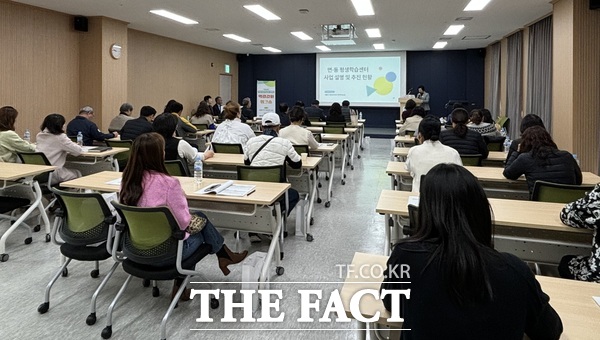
[74,16,88,32]
[591,0,600,10]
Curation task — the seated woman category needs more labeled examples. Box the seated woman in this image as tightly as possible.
[279,106,319,150]
[503,126,581,195]
[381,163,563,339]
[326,102,346,123]
[0,106,36,162]
[211,101,256,148]
[559,184,600,282]
[468,109,498,136]
[507,114,546,161]
[405,116,462,192]
[439,108,489,158]
[398,106,426,136]
[400,99,416,123]
[152,113,213,165]
[120,133,248,299]
[190,101,216,129]
[35,114,84,184]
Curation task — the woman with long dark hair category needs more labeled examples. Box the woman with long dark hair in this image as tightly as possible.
[120,133,247,299]
[503,125,582,195]
[439,108,488,158]
[381,164,562,339]
[190,101,215,129]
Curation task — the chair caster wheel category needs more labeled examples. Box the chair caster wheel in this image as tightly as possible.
[325,202,331,208]
[347,162,350,166]
[152,286,160,297]
[310,217,314,225]
[280,252,284,260]
[276,267,284,276]
[306,234,314,242]
[45,234,51,242]
[325,176,329,180]
[86,313,97,325]
[142,279,150,287]
[317,198,322,204]
[24,237,32,245]
[358,155,361,159]
[62,268,68,277]
[344,174,347,178]
[283,231,288,238]
[360,147,365,151]
[342,180,346,185]
[90,269,100,278]
[0,253,8,262]
[101,326,112,339]
[318,183,322,188]
[351,165,354,170]
[33,225,41,232]
[210,297,219,309]
[38,302,49,314]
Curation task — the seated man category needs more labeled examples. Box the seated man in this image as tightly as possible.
[120,106,156,141]
[108,103,134,133]
[244,112,301,243]
[66,106,117,146]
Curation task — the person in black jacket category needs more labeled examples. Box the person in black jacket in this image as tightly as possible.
[240,97,255,122]
[66,106,118,146]
[326,102,346,123]
[503,126,582,195]
[120,106,156,141]
[506,114,546,161]
[381,164,563,340]
[439,108,488,158]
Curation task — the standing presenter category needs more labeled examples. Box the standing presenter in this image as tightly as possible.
[417,85,430,114]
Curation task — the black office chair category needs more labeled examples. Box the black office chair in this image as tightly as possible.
[38,188,119,326]
[164,159,191,177]
[531,181,595,203]
[460,154,483,166]
[211,143,244,154]
[101,202,216,340]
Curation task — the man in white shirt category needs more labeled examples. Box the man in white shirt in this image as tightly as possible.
[406,116,462,192]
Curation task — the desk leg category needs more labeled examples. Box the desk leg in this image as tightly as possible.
[325,151,334,207]
[260,203,283,288]
[304,169,317,241]
[390,174,396,190]
[109,156,119,172]
[357,321,367,340]
[349,132,357,170]
[33,181,51,237]
[360,126,365,150]
[340,141,347,185]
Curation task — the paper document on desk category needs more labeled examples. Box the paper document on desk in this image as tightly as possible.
[408,195,420,207]
[106,178,122,186]
[318,143,335,147]
[593,296,600,309]
[196,180,256,197]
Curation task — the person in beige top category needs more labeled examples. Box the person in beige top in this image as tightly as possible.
[36,114,84,184]
[279,106,319,150]
[398,106,426,136]
[108,103,134,133]
[0,106,36,163]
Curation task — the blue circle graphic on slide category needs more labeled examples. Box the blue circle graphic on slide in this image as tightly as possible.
[386,72,397,82]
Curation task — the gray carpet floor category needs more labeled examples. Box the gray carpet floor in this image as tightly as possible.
[0,138,394,340]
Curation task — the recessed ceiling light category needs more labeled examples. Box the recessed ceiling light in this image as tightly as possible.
[223,34,251,43]
[433,41,448,49]
[291,31,313,40]
[373,43,385,50]
[263,47,282,53]
[365,28,381,38]
[244,5,281,20]
[316,45,331,51]
[464,0,492,11]
[443,25,465,36]
[351,0,375,16]
[149,10,198,25]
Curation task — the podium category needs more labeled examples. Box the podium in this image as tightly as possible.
[398,96,423,120]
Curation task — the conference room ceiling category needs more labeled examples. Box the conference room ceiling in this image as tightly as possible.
[14,0,552,54]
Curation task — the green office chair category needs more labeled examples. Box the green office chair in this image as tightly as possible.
[193,123,208,131]
[484,135,506,152]
[38,188,119,326]
[323,126,345,134]
[326,121,347,127]
[460,154,483,166]
[404,130,416,137]
[531,181,595,203]
[164,159,191,177]
[211,142,244,154]
[102,202,216,340]
[105,139,133,172]
[308,117,321,123]
[237,165,286,183]
[293,145,310,155]
[17,152,57,231]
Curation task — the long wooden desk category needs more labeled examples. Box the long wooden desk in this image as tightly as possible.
[393,135,415,146]
[341,252,600,340]
[310,127,361,169]
[392,147,506,164]
[375,190,593,262]
[0,163,56,262]
[61,171,290,285]
[67,146,129,171]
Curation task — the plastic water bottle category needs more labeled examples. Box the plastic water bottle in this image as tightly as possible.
[359,112,363,120]
[194,154,203,185]
[503,137,511,154]
[573,154,580,166]
[23,129,30,142]
[76,131,83,146]
[500,127,507,138]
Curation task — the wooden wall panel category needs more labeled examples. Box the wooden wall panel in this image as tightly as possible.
[0,1,79,140]
[127,29,238,117]
[100,18,128,130]
[78,17,103,129]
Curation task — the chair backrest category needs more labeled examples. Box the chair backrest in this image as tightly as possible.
[211,142,244,154]
[326,121,347,127]
[413,137,421,145]
[308,117,320,123]
[323,126,345,134]
[68,136,77,143]
[17,152,53,186]
[460,154,483,166]
[531,181,595,203]
[500,117,510,134]
[313,133,322,143]
[405,204,419,237]
[484,135,505,152]
[405,130,416,137]
[165,159,191,177]
[193,123,208,131]
[51,187,114,246]
[111,201,182,265]
[105,139,133,163]
[254,131,263,136]
[236,165,285,183]
[293,145,310,155]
